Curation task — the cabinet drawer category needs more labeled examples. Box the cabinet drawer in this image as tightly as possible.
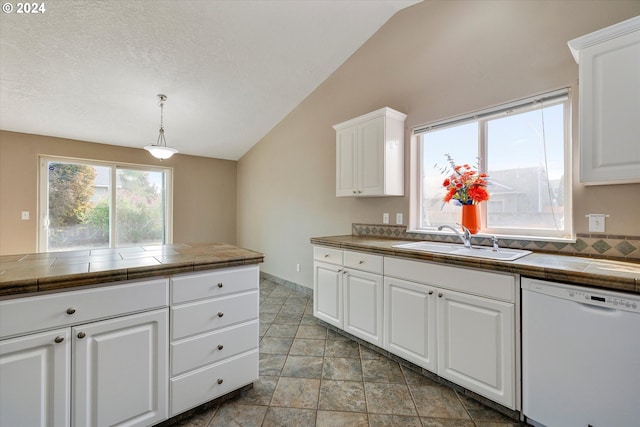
[0,278,169,339]
[384,257,515,302]
[170,349,259,416]
[171,291,258,340]
[170,321,258,376]
[313,246,343,265]
[172,265,259,304]
[344,250,383,274]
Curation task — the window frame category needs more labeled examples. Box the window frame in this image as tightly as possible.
[37,155,174,252]
[409,89,573,240]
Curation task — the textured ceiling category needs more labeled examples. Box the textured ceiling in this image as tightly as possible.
[0,0,419,160]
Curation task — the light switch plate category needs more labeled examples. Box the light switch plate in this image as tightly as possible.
[588,215,605,232]
[21,211,29,220]
[383,213,389,224]
[396,213,403,225]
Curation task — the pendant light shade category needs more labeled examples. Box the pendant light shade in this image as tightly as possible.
[145,94,179,160]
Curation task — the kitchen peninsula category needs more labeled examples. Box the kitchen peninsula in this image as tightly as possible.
[0,242,263,427]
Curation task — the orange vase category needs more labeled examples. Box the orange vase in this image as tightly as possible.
[461,204,480,234]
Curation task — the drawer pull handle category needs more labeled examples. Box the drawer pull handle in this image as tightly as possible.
[428,290,434,295]
[324,254,329,258]
[77,332,86,339]
[217,282,223,288]
[217,344,224,350]
[54,336,64,343]
[217,312,224,318]
[217,378,224,385]
[66,307,76,315]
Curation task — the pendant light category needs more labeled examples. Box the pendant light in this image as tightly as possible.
[145,94,178,160]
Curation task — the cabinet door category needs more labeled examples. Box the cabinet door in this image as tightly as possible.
[343,269,383,346]
[579,29,640,184]
[383,277,436,372]
[313,261,343,328]
[358,117,385,196]
[437,290,515,409]
[72,309,168,427]
[336,126,358,196]
[0,329,70,427]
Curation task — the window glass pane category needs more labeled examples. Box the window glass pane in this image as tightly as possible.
[47,161,110,251]
[115,168,165,247]
[420,122,479,228]
[486,103,565,231]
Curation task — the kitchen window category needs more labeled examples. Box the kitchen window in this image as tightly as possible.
[38,156,173,252]
[409,89,572,239]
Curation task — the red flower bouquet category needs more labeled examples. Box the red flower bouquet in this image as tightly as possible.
[441,155,489,205]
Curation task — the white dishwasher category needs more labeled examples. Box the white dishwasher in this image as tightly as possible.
[522,278,640,427]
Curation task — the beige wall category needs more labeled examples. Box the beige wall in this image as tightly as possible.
[237,0,640,289]
[0,131,237,255]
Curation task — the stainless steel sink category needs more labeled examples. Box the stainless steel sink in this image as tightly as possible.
[393,241,531,261]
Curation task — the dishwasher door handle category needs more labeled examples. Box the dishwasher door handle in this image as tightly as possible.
[576,301,620,315]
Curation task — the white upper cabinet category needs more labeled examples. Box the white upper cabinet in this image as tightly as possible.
[568,16,640,185]
[333,107,406,197]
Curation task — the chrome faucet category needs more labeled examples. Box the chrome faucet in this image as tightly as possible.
[437,224,472,248]
[491,235,500,252]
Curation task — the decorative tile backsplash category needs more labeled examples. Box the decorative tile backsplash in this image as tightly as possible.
[352,223,640,261]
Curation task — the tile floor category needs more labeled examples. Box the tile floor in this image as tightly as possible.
[174,277,524,427]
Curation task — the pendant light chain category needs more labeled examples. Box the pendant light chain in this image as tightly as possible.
[158,94,166,147]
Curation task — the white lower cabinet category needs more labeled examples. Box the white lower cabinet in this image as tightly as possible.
[0,328,71,427]
[169,265,260,416]
[343,268,383,346]
[383,277,436,372]
[383,256,517,409]
[313,261,343,328]
[437,289,514,408]
[0,278,169,427]
[313,247,383,347]
[313,245,518,411]
[72,309,168,427]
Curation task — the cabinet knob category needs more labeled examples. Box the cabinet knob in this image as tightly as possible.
[217,378,224,385]
[337,268,343,273]
[358,260,364,264]
[428,290,434,295]
[343,270,348,275]
[217,282,223,288]
[353,190,357,194]
[77,332,86,339]
[66,307,76,315]
[324,254,329,258]
[54,336,64,343]
[217,344,224,350]
[217,312,224,318]
[438,293,443,298]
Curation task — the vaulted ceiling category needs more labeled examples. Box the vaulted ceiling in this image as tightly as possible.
[0,0,420,160]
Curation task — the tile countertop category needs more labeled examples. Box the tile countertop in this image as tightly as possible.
[0,242,264,298]
[310,235,640,295]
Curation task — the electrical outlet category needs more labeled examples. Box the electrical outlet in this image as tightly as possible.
[296,263,301,272]
[396,213,403,225]
[383,213,389,224]
[21,211,29,220]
